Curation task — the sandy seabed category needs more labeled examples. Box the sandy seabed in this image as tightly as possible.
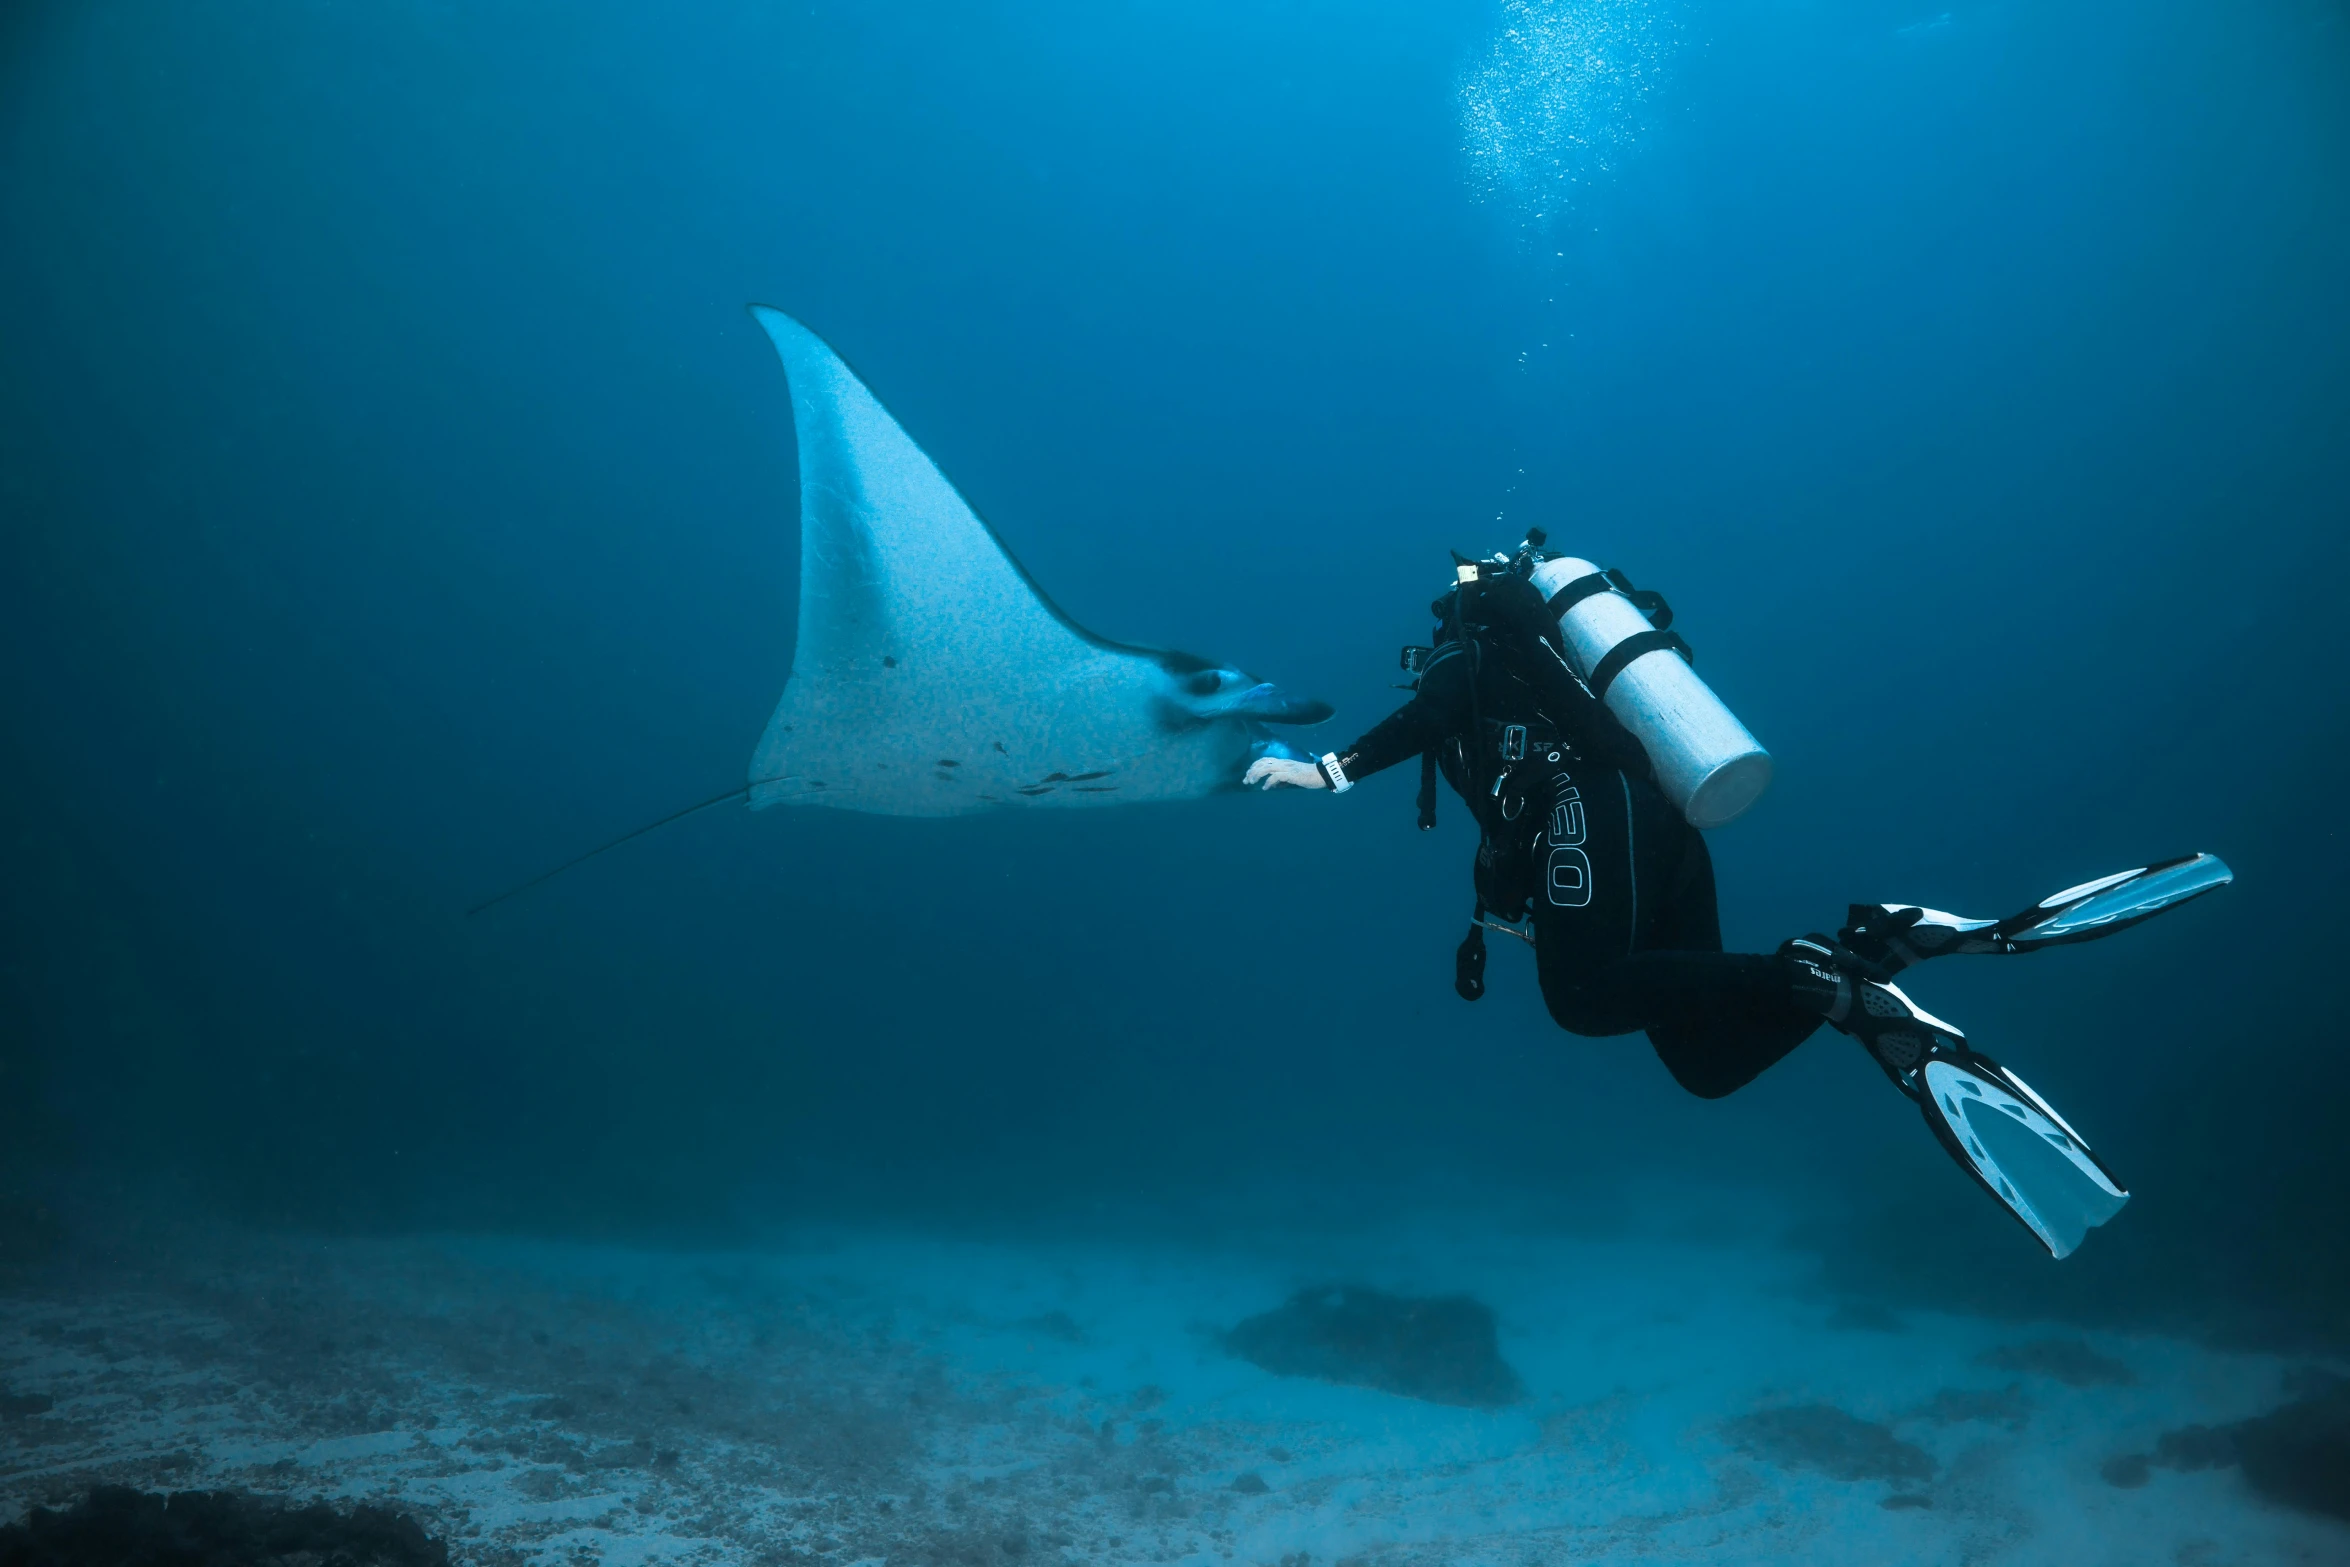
[1,1211,2342,1567]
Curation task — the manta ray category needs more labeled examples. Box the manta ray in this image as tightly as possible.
[465,311,1333,915]
[745,306,1330,815]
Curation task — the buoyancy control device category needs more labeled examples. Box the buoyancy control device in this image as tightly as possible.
[1521,548,1771,829]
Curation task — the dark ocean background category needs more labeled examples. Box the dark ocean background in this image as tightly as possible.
[4,0,2346,1345]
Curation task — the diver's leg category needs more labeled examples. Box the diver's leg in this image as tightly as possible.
[1641,797,1721,953]
[1529,769,1821,1097]
[1530,763,1643,1036]
[1622,813,1820,1097]
[1632,964,1822,1098]
[1778,935,1968,1090]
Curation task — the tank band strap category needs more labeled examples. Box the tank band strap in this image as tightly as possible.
[1547,568,1677,632]
[1589,628,1693,700]
[1544,572,1616,617]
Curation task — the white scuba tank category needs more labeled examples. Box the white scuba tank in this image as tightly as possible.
[1526,556,1771,828]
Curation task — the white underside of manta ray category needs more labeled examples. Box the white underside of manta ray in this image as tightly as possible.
[745,307,1330,817]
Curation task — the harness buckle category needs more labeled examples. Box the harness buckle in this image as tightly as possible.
[1477,912,1536,946]
[1501,723,1527,763]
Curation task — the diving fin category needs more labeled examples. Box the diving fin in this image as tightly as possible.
[1783,935,2129,1259]
[1842,853,2232,974]
[1917,1051,2129,1260]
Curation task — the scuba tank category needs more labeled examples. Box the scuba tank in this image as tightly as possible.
[1523,550,1771,828]
[1425,534,1772,1001]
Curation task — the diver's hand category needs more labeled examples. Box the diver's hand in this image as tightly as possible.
[1243,756,1328,791]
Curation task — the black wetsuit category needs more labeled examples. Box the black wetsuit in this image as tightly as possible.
[1330,599,1820,1098]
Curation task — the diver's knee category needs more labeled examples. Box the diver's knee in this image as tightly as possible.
[1648,1030,1761,1099]
[1541,988,1635,1039]
[1664,1063,1751,1100]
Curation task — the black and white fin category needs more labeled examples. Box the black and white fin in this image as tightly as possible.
[1918,1052,2129,1260]
[1846,852,2232,969]
[1992,852,2233,951]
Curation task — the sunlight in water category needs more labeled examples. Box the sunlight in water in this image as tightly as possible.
[1460,0,1679,229]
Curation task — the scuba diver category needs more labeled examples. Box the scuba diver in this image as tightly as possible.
[1241,532,2232,1258]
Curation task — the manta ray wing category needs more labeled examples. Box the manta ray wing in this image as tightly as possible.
[747,308,1318,815]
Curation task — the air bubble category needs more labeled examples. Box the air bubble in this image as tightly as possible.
[1460,0,1679,230]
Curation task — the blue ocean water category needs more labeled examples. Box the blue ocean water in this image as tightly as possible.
[3,1,2347,1559]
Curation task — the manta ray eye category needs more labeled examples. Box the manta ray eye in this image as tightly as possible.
[1185,671,1226,697]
